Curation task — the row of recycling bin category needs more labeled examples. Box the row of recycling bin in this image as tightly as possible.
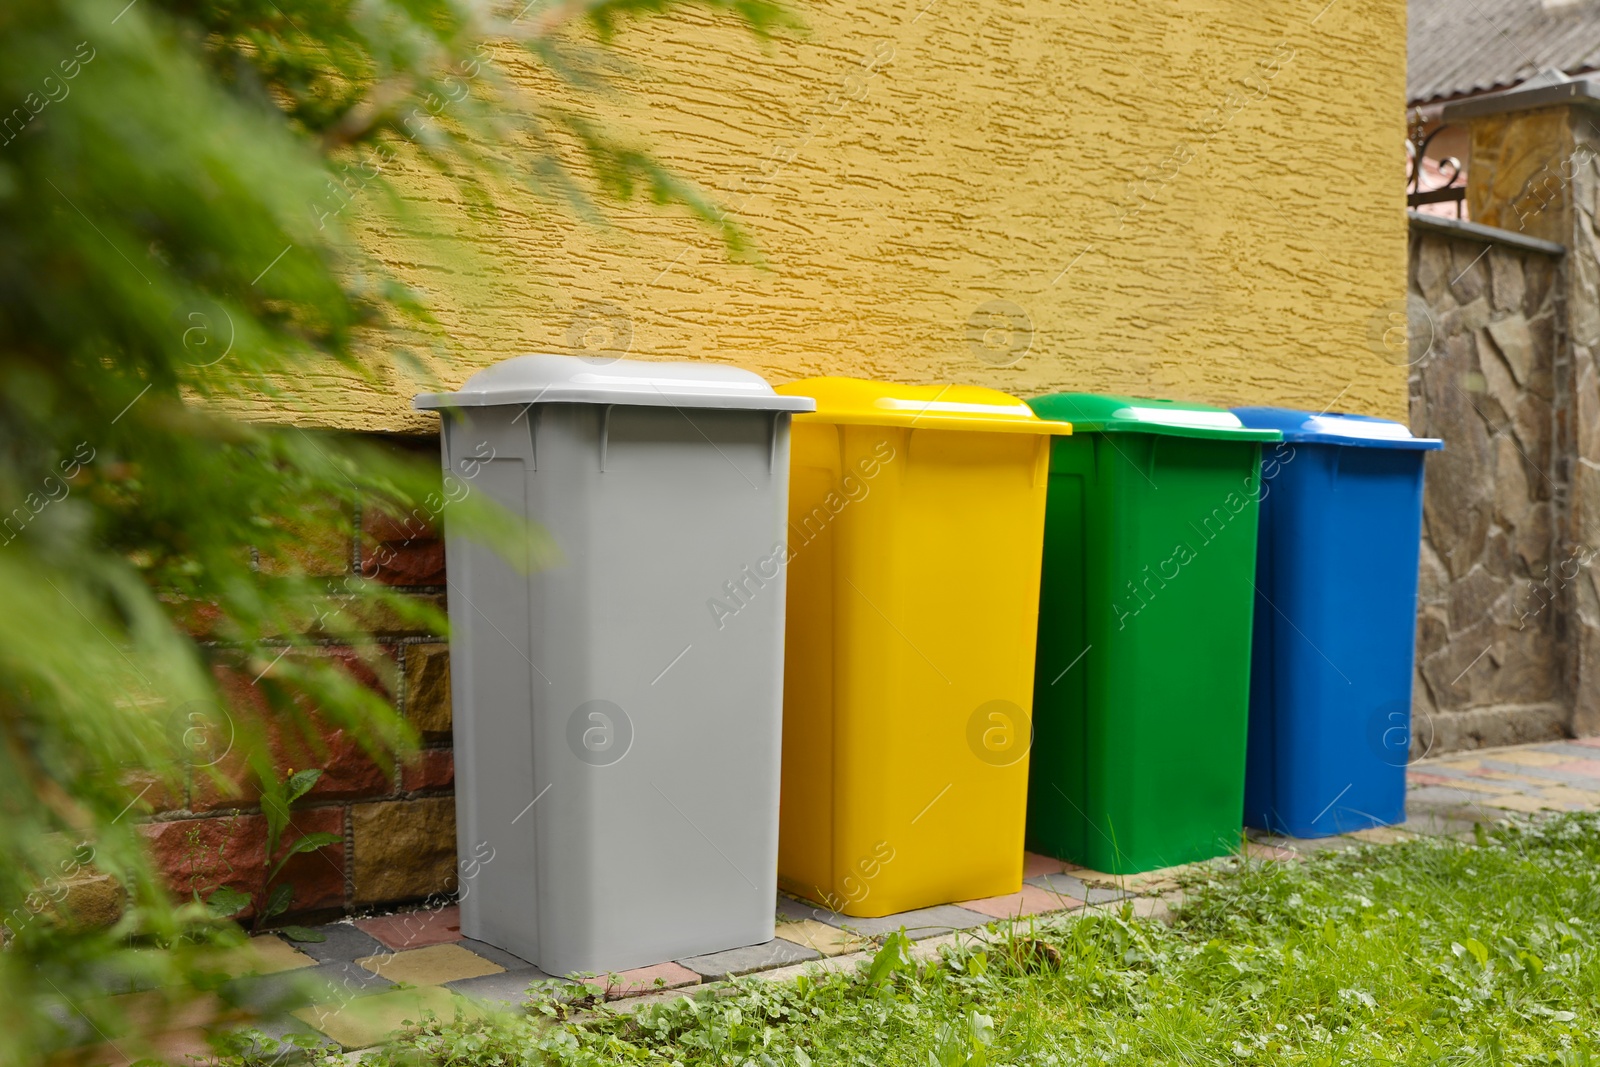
[415,355,1441,976]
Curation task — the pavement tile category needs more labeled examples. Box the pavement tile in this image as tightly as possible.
[1548,759,1600,779]
[1480,792,1561,813]
[1532,785,1600,808]
[355,905,462,952]
[1406,785,1511,810]
[773,918,867,956]
[1470,768,1557,787]
[1406,771,1462,787]
[776,895,846,925]
[958,884,1079,920]
[200,935,318,980]
[225,1014,340,1059]
[295,923,389,964]
[1479,762,1600,790]
[677,938,822,980]
[1024,872,1131,904]
[444,967,557,1008]
[357,943,503,986]
[458,938,540,972]
[1244,841,1301,862]
[1485,749,1570,767]
[220,961,391,1018]
[1417,776,1518,795]
[805,903,994,937]
[589,962,700,999]
[1022,852,1067,877]
[293,985,480,1050]
[1343,826,1417,845]
[1072,864,1190,891]
[1568,737,1600,749]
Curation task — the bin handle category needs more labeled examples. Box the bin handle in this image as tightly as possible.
[599,404,612,473]
[525,404,540,472]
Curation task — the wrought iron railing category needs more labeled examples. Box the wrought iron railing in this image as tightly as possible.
[1408,111,1466,217]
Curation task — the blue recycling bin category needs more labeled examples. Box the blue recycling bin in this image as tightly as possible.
[1231,407,1442,838]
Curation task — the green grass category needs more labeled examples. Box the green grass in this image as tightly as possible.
[237,814,1600,1066]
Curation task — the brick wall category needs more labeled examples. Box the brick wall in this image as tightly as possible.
[138,436,462,924]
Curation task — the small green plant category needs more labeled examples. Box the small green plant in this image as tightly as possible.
[204,768,340,942]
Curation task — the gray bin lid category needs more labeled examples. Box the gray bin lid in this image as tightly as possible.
[414,354,816,413]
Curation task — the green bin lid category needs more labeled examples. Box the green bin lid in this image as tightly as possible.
[1027,393,1281,442]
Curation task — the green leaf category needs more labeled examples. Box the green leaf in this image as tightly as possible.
[285,768,323,805]
[261,882,295,920]
[267,831,345,881]
[866,930,914,987]
[205,886,252,919]
[278,926,328,944]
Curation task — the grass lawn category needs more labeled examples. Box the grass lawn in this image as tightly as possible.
[238,814,1600,1066]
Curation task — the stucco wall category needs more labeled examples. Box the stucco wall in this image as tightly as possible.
[278,0,1410,433]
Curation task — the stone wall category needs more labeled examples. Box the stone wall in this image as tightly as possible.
[131,462,461,923]
[1409,216,1568,753]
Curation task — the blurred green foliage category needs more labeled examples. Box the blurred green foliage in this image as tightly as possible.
[0,0,784,1060]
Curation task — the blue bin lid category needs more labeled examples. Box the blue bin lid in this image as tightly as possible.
[1231,406,1443,450]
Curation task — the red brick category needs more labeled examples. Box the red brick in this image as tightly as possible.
[355,903,461,951]
[361,538,446,586]
[142,815,267,917]
[190,654,398,810]
[142,808,347,919]
[123,770,185,815]
[363,506,438,544]
[402,749,454,792]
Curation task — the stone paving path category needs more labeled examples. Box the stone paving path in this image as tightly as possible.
[99,737,1600,1062]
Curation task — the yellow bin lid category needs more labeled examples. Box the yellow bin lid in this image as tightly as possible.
[776,377,1072,435]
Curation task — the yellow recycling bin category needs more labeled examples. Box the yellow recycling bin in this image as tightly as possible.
[773,378,1071,917]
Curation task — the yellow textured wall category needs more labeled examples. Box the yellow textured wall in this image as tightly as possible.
[287,0,1410,432]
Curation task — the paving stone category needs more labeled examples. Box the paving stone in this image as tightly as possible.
[587,961,700,999]
[1023,872,1131,905]
[1244,841,1302,862]
[231,959,395,1015]
[294,923,389,963]
[355,904,462,951]
[1022,852,1067,877]
[1480,761,1600,790]
[294,985,480,1050]
[958,885,1077,920]
[458,938,538,971]
[444,967,557,1007]
[1534,785,1600,807]
[357,943,503,986]
[210,935,318,978]
[1068,864,1188,891]
[1407,785,1509,808]
[773,918,868,957]
[1484,748,1570,767]
[1407,771,1519,794]
[1479,792,1557,813]
[1547,757,1600,778]
[775,894,844,925]
[1344,826,1419,845]
[224,1015,340,1062]
[802,903,994,937]
[677,938,822,980]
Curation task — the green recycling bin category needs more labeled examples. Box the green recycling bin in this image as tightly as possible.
[1024,394,1281,874]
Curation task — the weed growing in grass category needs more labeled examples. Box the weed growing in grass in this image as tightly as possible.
[226,814,1600,1066]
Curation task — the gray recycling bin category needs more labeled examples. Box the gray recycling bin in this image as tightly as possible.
[415,354,814,976]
